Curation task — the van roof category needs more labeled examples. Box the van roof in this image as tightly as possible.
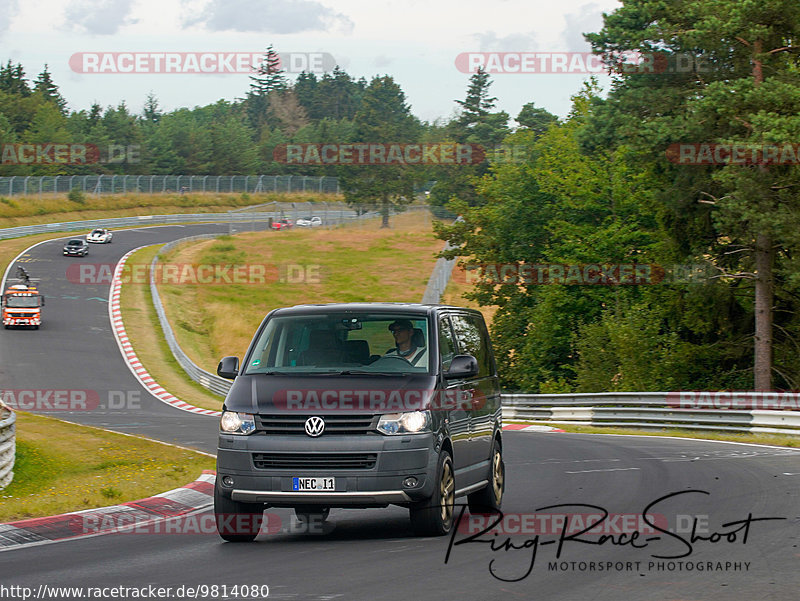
[271,302,484,318]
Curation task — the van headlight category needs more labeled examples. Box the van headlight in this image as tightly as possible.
[220,411,256,435]
[377,410,431,435]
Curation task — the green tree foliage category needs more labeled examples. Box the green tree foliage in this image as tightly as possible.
[0,61,30,97]
[586,0,800,389]
[33,65,67,113]
[434,0,800,393]
[295,67,365,121]
[246,45,288,132]
[515,103,558,138]
[339,75,421,227]
[429,68,509,210]
[209,110,260,175]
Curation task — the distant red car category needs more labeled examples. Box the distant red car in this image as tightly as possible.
[271,218,293,231]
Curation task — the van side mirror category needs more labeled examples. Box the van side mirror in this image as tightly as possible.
[40,296,45,307]
[445,354,479,379]
[217,356,240,379]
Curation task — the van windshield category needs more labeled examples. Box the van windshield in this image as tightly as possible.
[243,313,430,375]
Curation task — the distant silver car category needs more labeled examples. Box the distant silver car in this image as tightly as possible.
[296,216,322,227]
[86,228,113,243]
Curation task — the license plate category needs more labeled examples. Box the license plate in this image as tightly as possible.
[292,477,335,491]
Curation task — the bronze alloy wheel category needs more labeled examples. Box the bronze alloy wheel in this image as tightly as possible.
[491,448,504,504]
[467,442,504,514]
[439,457,455,525]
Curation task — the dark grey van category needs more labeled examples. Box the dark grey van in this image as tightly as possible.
[214,303,503,541]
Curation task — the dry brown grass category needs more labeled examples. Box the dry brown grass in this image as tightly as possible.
[0,191,342,227]
[158,211,442,372]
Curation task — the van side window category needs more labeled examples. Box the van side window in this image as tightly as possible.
[438,317,456,371]
[451,314,490,377]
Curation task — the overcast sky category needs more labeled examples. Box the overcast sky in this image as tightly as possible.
[2,0,623,122]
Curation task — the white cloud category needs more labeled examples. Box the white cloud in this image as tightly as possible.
[562,2,607,51]
[0,0,21,36]
[472,32,540,52]
[64,0,138,35]
[183,0,354,34]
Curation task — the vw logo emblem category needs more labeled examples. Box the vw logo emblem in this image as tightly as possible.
[305,416,325,437]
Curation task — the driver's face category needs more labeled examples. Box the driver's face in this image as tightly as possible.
[391,327,412,348]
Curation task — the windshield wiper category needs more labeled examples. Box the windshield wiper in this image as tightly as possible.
[256,370,294,376]
[335,370,410,376]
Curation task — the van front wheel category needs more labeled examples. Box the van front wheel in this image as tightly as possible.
[468,444,504,514]
[410,451,454,536]
[214,483,264,542]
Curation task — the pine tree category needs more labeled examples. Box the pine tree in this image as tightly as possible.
[33,65,67,113]
[247,45,289,131]
[143,92,162,123]
[0,61,31,97]
[455,68,497,126]
[249,45,288,96]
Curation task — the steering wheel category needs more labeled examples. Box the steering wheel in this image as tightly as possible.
[370,355,413,367]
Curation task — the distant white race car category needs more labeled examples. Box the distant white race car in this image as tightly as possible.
[86,228,113,243]
[296,216,322,227]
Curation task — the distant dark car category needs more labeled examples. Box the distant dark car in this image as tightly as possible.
[63,238,89,256]
[271,218,294,231]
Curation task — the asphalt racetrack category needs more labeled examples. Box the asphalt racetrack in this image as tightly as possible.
[1,223,798,600]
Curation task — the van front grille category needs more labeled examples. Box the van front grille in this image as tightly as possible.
[255,414,376,435]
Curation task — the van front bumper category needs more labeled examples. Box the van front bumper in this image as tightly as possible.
[216,432,438,507]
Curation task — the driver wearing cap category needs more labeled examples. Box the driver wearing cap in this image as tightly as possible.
[385,319,428,366]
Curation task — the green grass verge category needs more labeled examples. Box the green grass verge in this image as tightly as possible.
[0,412,215,522]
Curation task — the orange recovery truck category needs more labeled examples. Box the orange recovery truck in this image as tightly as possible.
[2,267,45,329]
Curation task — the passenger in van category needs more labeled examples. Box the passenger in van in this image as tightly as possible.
[385,319,428,366]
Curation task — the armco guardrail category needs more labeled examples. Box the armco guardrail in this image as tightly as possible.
[0,174,339,196]
[421,216,461,304]
[421,250,456,304]
[0,404,16,490]
[0,201,353,241]
[503,392,800,437]
[149,235,233,397]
